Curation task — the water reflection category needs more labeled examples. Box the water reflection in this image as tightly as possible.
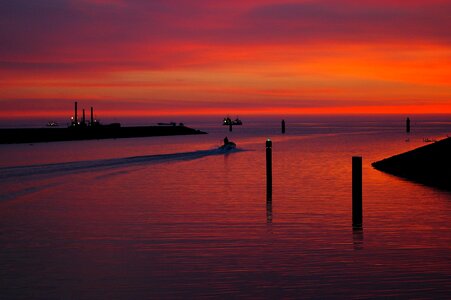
[266,196,272,224]
[2,116,451,298]
[353,228,364,250]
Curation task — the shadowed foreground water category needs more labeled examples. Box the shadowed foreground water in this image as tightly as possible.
[0,116,450,298]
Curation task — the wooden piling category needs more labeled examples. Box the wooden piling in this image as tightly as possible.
[352,156,362,228]
[282,119,285,134]
[266,139,272,197]
[406,117,410,133]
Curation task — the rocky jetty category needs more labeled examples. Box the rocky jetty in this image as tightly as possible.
[0,125,207,144]
[372,137,451,190]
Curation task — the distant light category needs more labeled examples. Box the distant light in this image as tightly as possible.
[267,138,271,141]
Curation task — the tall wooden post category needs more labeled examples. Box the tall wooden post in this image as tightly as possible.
[266,139,272,198]
[406,117,410,133]
[281,119,286,134]
[352,156,362,228]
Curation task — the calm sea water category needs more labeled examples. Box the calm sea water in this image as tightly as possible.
[1,115,450,299]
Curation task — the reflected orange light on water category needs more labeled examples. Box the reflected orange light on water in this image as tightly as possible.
[0,116,450,297]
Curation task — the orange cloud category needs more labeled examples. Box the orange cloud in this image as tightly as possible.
[0,0,450,118]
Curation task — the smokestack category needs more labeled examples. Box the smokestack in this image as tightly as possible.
[74,101,78,125]
[90,107,94,126]
[82,109,86,125]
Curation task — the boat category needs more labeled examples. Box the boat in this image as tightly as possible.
[219,136,236,150]
[219,141,236,151]
[232,118,242,125]
[46,121,59,127]
[223,117,242,126]
[157,122,185,126]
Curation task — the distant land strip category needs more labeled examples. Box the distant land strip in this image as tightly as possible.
[372,137,451,190]
[0,125,207,144]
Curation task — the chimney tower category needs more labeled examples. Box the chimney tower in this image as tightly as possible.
[74,101,78,125]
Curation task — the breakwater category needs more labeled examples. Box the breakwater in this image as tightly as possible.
[372,137,451,190]
[0,125,207,144]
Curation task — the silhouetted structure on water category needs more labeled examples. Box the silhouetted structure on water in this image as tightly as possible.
[266,139,272,199]
[0,102,206,144]
[223,117,242,126]
[372,137,451,190]
[71,102,100,127]
[352,156,363,228]
[223,116,242,132]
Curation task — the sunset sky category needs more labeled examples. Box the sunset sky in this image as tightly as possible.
[1,0,450,118]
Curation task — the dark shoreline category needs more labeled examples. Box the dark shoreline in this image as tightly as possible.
[372,137,451,190]
[0,125,207,144]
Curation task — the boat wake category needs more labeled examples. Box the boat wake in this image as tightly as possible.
[0,148,243,181]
